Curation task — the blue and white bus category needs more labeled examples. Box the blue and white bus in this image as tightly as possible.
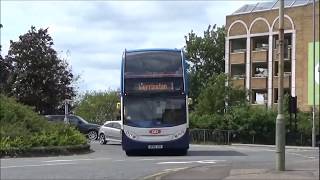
[121,49,189,155]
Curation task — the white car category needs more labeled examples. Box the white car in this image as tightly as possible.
[98,121,122,144]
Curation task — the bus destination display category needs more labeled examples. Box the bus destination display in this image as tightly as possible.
[137,82,174,91]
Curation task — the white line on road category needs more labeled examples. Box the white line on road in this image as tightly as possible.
[43,157,111,163]
[1,162,76,169]
[138,158,156,161]
[157,160,225,165]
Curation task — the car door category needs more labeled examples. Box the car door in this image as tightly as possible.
[112,123,122,141]
[103,123,114,140]
[104,123,120,142]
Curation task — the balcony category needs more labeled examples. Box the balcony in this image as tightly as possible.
[232,78,245,89]
[251,77,267,89]
[251,49,268,62]
[230,51,246,64]
[273,74,291,88]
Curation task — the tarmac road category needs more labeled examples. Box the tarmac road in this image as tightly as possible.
[1,142,318,180]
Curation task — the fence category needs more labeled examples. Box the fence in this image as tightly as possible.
[189,129,235,145]
[189,129,314,146]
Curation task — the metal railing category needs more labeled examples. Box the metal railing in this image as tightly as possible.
[189,129,315,146]
[189,129,235,145]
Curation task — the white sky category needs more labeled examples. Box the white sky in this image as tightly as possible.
[1,1,261,93]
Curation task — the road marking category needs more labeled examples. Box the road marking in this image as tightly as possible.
[43,157,111,163]
[43,160,74,162]
[114,160,125,162]
[138,158,156,161]
[1,162,76,169]
[143,167,189,180]
[157,159,225,165]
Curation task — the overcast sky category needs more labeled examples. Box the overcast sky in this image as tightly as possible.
[1,1,259,94]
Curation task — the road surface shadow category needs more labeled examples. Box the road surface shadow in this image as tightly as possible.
[187,150,247,156]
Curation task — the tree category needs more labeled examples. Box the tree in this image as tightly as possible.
[0,55,13,93]
[4,26,76,114]
[184,25,225,101]
[74,90,120,124]
[195,74,247,115]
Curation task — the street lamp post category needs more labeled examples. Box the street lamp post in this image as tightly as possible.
[312,0,316,148]
[275,0,286,171]
[64,99,72,124]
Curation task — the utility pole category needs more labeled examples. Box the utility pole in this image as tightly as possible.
[312,0,316,148]
[276,0,285,171]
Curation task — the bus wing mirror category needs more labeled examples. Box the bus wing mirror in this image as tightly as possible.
[116,102,121,110]
[188,98,192,105]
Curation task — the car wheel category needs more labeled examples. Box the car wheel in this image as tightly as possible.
[99,134,107,145]
[88,130,98,140]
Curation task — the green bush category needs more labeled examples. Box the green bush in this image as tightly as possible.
[0,95,87,152]
[190,105,277,144]
[190,113,226,129]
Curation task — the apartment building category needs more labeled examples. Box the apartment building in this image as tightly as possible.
[225,0,319,111]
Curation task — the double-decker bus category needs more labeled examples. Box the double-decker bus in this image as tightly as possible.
[121,48,189,155]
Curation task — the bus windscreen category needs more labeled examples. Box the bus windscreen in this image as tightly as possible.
[125,51,183,77]
[123,95,186,127]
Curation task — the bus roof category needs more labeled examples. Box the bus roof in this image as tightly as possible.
[125,48,181,53]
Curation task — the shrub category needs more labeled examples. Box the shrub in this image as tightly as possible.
[0,94,87,152]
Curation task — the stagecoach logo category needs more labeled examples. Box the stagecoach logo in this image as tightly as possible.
[149,129,161,135]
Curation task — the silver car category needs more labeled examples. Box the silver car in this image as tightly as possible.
[98,121,122,144]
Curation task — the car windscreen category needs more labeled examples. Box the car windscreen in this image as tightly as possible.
[76,116,88,124]
[123,95,186,128]
[125,51,183,77]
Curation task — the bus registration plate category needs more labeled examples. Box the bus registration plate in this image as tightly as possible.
[148,145,163,149]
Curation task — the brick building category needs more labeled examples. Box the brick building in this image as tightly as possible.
[225,0,319,111]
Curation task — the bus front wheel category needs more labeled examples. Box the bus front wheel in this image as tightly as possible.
[125,150,135,156]
[177,149,188,156]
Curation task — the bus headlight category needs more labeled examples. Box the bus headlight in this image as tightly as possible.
[172,129,186,140]
[125,130,137,139]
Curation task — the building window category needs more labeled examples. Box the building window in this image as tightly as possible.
[274,61,291,76]
[252,62,268,77]
[252,89,267,104]
[231,64,246,78]
[273,34,292,60]
[230,38,246,53]
[274,88,291,103]
[252,36,269,51]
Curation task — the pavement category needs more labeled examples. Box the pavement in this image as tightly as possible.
[144,144,319,180]
[153,166,319,180]
[231,143,319,150]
